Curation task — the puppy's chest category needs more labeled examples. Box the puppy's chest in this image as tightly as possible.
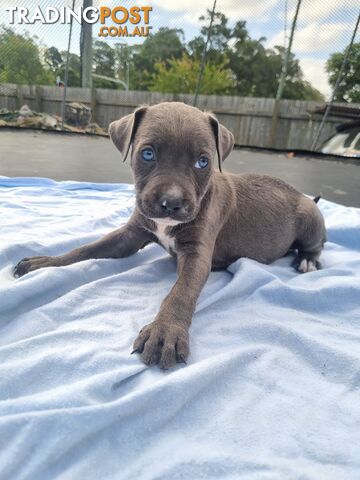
[154,223,176,254]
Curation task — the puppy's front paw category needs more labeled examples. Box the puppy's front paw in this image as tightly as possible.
[132,320,189,369]
[14,256,58,278]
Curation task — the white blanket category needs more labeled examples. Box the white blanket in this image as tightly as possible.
[0,177,359,480]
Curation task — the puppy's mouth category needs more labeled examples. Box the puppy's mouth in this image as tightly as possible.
[137,198,198,225]
[149,217,183,226]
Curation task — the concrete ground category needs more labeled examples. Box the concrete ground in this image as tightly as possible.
[0,128,359,207]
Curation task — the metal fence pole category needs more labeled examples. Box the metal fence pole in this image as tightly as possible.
[193,0,217,107]
[61,0,76,130]
[276,0,302,102]
[311,11,360,151]
[267,0,302,148]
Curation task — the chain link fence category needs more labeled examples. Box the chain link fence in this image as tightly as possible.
[0,0,359,149]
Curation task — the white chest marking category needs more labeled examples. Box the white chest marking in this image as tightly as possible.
[154,222,176,253]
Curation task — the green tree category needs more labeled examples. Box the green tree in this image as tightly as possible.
[191,12,323,100]
[149,55,234,95]
[132,28,185,89]
[326,43,360,103]
[44,46,63,71]
[60,52,81,87]
[230,43,323,100]
[93,40,116,89]
[114,43,139,90]
[187,36,206,60]
[0,27,53,85]
[44,46,81,87]
[199,10,232,64]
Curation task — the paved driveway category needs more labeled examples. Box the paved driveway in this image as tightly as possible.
[1,128,359,206]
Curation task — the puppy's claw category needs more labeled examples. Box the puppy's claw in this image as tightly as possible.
[130,348,140,355]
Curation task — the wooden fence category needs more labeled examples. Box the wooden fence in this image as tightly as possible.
[1,83,359,150]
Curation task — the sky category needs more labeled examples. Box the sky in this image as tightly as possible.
[1,0,359,98]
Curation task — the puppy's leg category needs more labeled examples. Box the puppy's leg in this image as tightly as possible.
[293,250,322,273]
[293,201,326,273]
[14,221,153,277]
[133,250,212,369]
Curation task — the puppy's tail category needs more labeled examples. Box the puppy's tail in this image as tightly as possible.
[313,195,321,204]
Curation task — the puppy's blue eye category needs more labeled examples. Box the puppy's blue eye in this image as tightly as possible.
[141,148,155,161]
[194,156,209,169]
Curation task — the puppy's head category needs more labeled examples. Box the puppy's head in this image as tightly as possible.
[109,102,234,225]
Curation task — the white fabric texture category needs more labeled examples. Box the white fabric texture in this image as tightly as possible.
[0,177,359,480]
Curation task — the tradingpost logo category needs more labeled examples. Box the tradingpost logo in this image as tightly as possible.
[5,5,153,38]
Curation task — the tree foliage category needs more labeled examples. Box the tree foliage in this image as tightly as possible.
[0,15,338,102]
[93,40,116,88]
[131,28,185,90]
[193,11,323,100]
[326,43,360,103]
[0,27,53,85]
[44,46,81,86]
[149,56,234,95]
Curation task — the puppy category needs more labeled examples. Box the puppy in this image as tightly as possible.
[14,102,326,369]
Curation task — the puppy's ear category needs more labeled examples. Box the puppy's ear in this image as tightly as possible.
[108,106,147,162]
[208,115,234,172]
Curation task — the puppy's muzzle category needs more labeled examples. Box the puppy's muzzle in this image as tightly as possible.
[159,194,184,214]
[140,186,196,223]
[151,192,190,220]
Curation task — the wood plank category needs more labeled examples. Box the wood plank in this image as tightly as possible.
[1,83,358,149]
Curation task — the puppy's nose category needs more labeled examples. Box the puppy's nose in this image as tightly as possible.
[159,195,184,213]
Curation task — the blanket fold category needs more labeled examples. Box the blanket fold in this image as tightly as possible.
[0,177,359,480]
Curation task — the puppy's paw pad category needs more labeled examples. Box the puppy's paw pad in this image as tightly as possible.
[297,259,318,273]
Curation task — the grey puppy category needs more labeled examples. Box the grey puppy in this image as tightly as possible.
[14,102,326,369]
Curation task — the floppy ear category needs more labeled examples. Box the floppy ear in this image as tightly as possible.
[208,115,235,172]
[108,106,147,162]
